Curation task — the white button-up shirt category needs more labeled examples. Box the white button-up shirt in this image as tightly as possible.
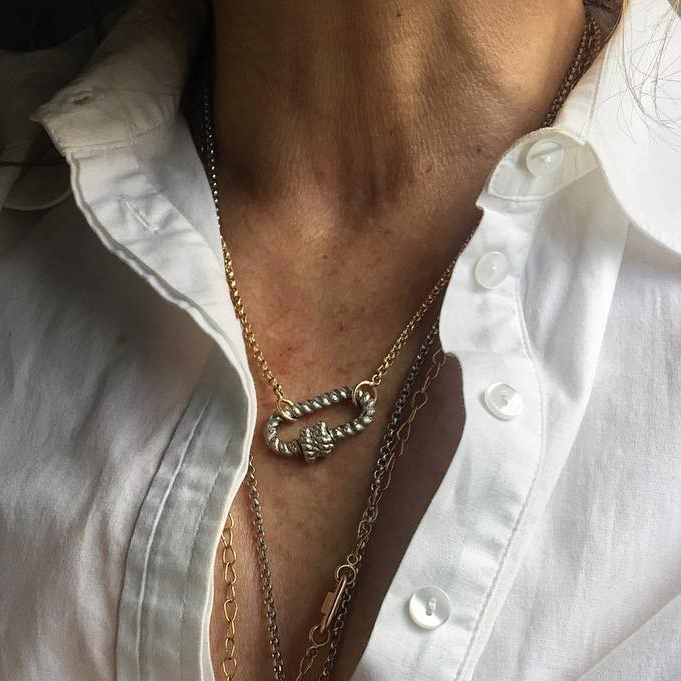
[2,1,681,680]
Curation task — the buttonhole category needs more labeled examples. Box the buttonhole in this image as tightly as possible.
[121,198,159,234]
[69,91,95,106]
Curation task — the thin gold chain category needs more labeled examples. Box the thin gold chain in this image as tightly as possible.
[215,10,603,680]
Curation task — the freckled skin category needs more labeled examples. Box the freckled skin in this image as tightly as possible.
[208,0,588,678]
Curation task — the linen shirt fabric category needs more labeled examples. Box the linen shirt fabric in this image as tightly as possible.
[1,1,681,680]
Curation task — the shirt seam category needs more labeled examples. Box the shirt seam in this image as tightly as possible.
[128,387,214,681]
[178,400,239,681]
[492,162,598,202]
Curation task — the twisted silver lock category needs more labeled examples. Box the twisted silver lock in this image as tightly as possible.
[263,387,376,463]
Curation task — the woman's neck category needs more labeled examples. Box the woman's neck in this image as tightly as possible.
[211,0,586,224]
[206,0,593,411]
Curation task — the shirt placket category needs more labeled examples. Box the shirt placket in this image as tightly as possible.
[351,128,603,681]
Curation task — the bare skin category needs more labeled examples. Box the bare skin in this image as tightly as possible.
[208,1,587,679]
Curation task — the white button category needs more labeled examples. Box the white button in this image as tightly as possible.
[484,383,523,420]
[475,251,509,289]
[525,139,565,176]
[408,587,451,629]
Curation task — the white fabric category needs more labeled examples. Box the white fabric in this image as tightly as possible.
[1,1,680,680]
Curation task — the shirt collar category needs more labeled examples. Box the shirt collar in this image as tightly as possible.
[18,0,681,255]
[0,28,94,209]
[484,0,681,255]
[33,0,206,154]
[565,0,681,255]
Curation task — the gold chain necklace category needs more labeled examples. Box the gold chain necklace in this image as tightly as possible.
[203,10,603,680]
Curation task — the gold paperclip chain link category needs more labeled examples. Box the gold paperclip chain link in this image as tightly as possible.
[219,513,239,681]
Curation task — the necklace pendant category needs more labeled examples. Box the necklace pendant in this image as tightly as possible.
[263,386,377,463]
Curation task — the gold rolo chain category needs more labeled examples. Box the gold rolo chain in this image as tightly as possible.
[221,238,286,401]
[315,342,450,681]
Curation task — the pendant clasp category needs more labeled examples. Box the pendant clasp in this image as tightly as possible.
[319,564,358,633]
[319,574,349,634]
[264,386,377,463]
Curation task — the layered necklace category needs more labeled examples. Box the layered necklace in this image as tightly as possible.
[199,9,603,680]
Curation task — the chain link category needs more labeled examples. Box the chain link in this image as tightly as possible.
[245,458,287,681]
[220,237,287,401]
[219,513,239,681]
[201,89,287,401]
[368,250,468,387]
